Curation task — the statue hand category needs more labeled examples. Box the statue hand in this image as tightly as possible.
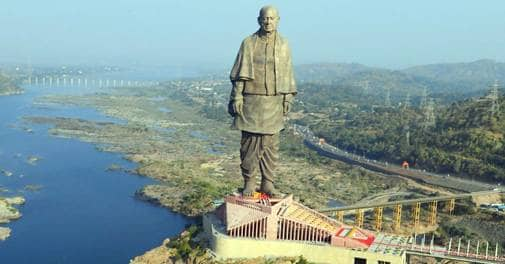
[233,99,244,116]
[283,101,291,115]
[227,100,236,116]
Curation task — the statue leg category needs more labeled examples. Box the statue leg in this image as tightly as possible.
[259,133,280,197]
[240,131,260,196]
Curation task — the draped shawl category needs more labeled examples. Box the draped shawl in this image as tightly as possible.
[230,31,297,95]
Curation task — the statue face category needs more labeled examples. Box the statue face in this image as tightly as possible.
[258,8,279,33]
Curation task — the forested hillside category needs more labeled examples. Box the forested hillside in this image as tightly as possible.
[297,86,505,183]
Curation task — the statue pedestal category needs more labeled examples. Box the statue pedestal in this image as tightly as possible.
[203,194,408,264]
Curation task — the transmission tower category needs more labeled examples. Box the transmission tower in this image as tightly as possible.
[423,98,436,128]
[404,124,411,146]
[404,92,411,108]
[420,86,428,108]
[362,80,370,95]
[354,80,370,95]
[385,86,391,107]
[488,80,500,116]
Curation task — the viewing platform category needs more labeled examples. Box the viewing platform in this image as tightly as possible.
[204,194,406,263]
[203,193,505,263]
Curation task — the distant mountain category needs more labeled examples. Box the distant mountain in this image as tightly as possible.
[295,63,373,83]
[402,59,505,92]
[295,60,505,105]
[296,64,457,105]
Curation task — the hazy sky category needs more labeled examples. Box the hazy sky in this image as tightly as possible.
[1,0,504,69]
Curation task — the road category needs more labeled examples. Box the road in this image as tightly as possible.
[292,124,498,193]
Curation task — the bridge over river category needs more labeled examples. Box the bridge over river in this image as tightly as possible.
[319,190,503,232]
[25,76,159,88]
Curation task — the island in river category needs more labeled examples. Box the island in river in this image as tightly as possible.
[0,196,25,241]
[0,75,23,96]
[0,74,25,241]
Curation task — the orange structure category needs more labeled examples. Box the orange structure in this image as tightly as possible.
[401,161,409,169]
[318,138,326,145]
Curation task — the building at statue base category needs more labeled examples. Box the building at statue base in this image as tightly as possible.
[203,194,408,264]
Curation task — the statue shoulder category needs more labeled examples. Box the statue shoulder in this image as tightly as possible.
[241,33,257,46]
[276,33,290,45]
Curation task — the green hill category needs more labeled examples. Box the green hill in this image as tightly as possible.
[301,92,505,183]
[296,64,430,101]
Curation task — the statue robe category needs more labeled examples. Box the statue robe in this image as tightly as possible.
[229,31,297,134]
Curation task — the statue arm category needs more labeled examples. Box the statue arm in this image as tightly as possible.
[230,81,244,102]
[283,93,295,115]
[228,81,245,116]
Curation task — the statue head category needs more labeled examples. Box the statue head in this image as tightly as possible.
[257,5,279,34]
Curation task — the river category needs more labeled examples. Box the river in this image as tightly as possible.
[0,76,192,263]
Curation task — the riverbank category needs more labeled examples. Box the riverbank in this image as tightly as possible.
[1,81,194,263]
[0,87,24,96]
[27,89,408,216]
[0,196,25,240]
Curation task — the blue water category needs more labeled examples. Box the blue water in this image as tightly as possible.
[0,83,191,263]
[189,130,208,140]
[158,107,171,113]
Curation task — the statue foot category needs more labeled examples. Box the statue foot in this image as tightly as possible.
[260,180,282,198]
[242,178,256,197]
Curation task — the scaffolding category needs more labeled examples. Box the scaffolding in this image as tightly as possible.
[393,204,402,230]
[412,202,421,232]
[446,199,455,215]
[335,211,344,223]
[355,209,364,228]
[429,201,438,225]
[374,207,383,231]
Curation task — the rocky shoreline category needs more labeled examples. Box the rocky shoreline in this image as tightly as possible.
[0,86,24,96]
[0,196,25,241]
[26,93,403,216]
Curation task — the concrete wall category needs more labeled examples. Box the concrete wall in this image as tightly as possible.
[204,214,406,264]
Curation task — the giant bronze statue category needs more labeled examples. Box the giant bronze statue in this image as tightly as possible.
[228,6,296,197]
